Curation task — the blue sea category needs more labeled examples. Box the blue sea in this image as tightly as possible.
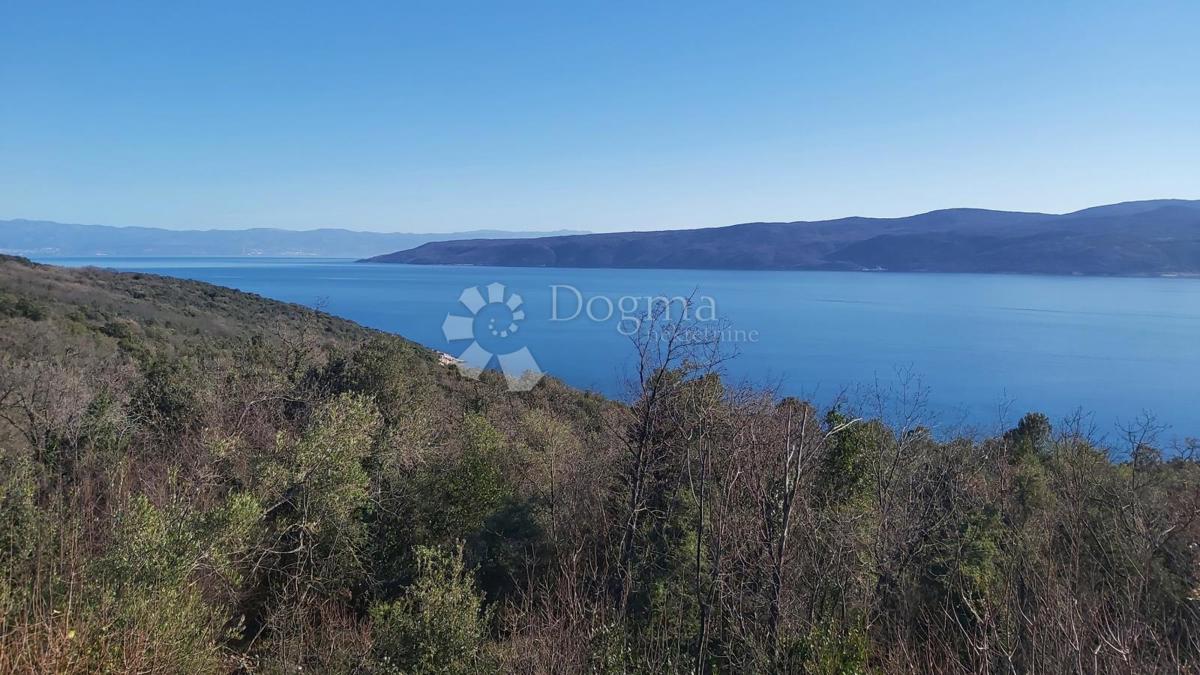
[40,257,1200,442]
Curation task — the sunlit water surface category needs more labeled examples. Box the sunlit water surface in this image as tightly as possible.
[41,257,1200,442]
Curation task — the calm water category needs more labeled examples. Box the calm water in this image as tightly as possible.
[40,257,1200,440]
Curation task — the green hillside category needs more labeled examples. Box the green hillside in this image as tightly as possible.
[1,255,1197,672]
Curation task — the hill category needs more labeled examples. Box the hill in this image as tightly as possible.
[1,255,1197,672]
[0,219,587,258]
[365,199,1200,276]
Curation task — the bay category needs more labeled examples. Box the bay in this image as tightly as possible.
[39,257,1200,441]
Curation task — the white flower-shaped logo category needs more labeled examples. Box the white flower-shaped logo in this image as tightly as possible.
[442,282,543,391]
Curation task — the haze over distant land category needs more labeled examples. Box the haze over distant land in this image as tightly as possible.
[0,220,586,258]
[365,199,1200,277]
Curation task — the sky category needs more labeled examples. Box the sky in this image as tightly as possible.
[2,1,1198,233]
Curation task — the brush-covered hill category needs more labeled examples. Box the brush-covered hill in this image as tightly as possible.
[365,199,1200,275]
[1,255,1197,672]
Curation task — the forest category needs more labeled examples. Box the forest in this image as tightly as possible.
[1,254,1198,673]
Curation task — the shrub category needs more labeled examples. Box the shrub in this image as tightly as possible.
[370,543,494,674]
[0,292,46,321]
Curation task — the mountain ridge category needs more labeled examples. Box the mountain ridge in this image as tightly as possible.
[364,199,1200,276]
[0,219,587,258]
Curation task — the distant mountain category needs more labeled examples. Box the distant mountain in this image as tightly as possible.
[0,220,587,258]
[364,199,1200,276]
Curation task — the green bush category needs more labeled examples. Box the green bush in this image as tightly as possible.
[0,292,46,321]
[414,414,512,546]
[370,543,494,674]
[251,393,383,602]
[131,355,202,437]
[788,621,869,675]
[84,494,242,672]
[0,452,40,616]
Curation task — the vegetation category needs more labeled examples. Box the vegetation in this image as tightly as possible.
[0,255,1197,673]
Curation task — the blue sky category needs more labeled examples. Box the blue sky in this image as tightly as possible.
[2,1,1197,233]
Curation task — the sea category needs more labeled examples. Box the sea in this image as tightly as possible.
[38,257,1200,443]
